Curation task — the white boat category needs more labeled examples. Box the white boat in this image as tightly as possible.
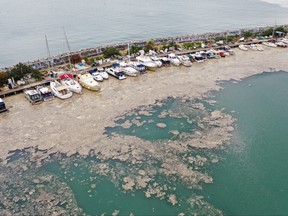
[128,61,147,74]
[263,41,277,48]
[77,73,101,91]
[88,69,104,82]
[36,85,54,101]
[0,98,8,112]
[167,53,181,66]
[177,55,192,67]
[275,41,288,48]
[192,53,205,63]
[248,44,258,51]
[160,57,171,66]
[136,56,157,71]
[97,67,109,79]
[24,89,43,104]
[50,80,73,99]
[150,56,163,67]
[105,67,127,80]
[60,74,82,94]
[238,44,248,51]
[119,62,139,77]
[256,44,264,51]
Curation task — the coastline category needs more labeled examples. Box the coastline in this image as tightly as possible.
[1,47,288,162]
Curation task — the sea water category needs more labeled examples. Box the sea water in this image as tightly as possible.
[1,0,288,68]
[2,71,287,215]
[200,71,288,215]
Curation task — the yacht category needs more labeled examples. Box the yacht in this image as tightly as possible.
[50,80,73,99]
[128,61,147,74]
[238,44,248,51]
[160,57,171,66]
[150,56,163,67]
[24,89,43,104]
[105,67,127,80]
[263,41,277,48]
[60,74,82,94]
[167,53,181,66]
[36,85,54,101]
[136,56,157,71]
[0,98,8,112]
[88,69,104,82]
[77,73,101,91]
[178,55,192,67]
[119,62,139,77]
[97,67,109,79]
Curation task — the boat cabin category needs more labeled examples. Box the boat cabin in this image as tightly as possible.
[0,98,7,112]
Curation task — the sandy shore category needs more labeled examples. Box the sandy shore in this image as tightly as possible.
[0,47,288,162]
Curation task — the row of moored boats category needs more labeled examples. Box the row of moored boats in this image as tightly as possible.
[16,49,234,105]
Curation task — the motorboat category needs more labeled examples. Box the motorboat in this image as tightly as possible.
[275,41,288,48]
[0,98,8,112]
[192,53,205,63]
[50,80,73,99]
[160,57,171,66]
[248,44,258,51]
[97,67,109,79]
[105,67,127,80]
[60,74,82,94]
[256,44,264,51]
[36,85,54,101]
[238,44,248,51]
[119,62,139,77]
[178,55,192,67]
[262,41,277,48]
[128,61,147,74]
[136,56,157,71]
[87,69,104,82]
[77,73,101,91]
[150,56,163,67]
[167,53,181,66]
[24,89,43,104]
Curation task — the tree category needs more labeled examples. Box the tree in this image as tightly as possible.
[144,40,156,52]
[243,31,254,38]
[0,71,8,87]
[6,63,42,82]
[129,45,143,55]
[103,47,121,59]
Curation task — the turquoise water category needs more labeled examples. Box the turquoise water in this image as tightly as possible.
[201,71,288,215]
[1,0,288,67]
[2,72,288,215]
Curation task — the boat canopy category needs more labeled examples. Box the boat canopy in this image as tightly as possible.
[60,73,73,79]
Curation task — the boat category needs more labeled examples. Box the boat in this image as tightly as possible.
[192,53,205,63]
[150,56,163,67]
[128,62,147,74]
[97,67,109,79]
[77,73,101,91]
[248,44,258,51]
[275,41,288,48]
[0,98,8,112]
[50,80,73,99]
[238,44,248,51]
[160,57,171,66]
[263,41,277,48]
[256,44,264,51]
[60,74,83,94]
[119,62,139,77]
[36,85,54,101]
[105,67,127,80]
[167,53,181,66]
[24,89,43,104]
[88,69,104,82]
[136,56,158,71]
[178,55,192,67]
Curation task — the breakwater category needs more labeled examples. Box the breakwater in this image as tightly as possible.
[19,24,287,71]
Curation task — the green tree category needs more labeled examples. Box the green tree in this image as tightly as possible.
[7,63,42,81]
[103,47,121,59]
[243,31,254,38]
[0,71,8,87]
[128,45,143,55]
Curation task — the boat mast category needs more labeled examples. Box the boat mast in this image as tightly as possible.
[63,27,72,71]
[128,43,130,62]
[45,34,52,71]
